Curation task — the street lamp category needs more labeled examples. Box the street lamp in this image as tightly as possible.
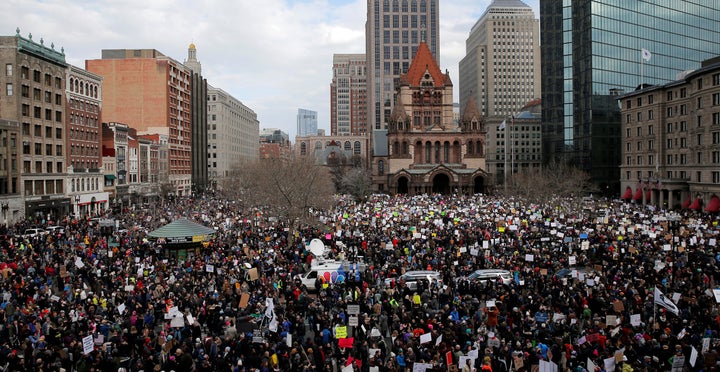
[74,195,81,217]
[1,202,8,225]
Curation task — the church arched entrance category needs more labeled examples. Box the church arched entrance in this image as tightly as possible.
[397,176,409,194]
[473,176,485,194]
[431,173,450,194]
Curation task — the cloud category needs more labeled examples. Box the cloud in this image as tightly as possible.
[2,0,538,139]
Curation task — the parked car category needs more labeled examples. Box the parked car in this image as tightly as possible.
[460,269,514,286]
[384,270,442,291]
[46,225,65,238]
[23,228,47,239]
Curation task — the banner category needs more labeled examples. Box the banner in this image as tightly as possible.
[654,287,679,315]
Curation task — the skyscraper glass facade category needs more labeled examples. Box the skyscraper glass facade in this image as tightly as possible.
[541,0,720,193]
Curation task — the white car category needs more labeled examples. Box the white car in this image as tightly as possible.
[23,228,48,239]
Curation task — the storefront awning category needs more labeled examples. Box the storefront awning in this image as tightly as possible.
[689,198,703,211]
[633,188,643,201]
[682,196,692,209]
[705,196,720,213]
[621,187,632,200]
[645,189,651,202]
[104,174,116,180]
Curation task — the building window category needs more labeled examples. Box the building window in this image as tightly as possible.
[713,73,720,86]
[5,64,12,76]
[713,93,720,106]
[33,70,40,82]
[378,160,384,175]
[5,83,12,96]
[713,171,720,184]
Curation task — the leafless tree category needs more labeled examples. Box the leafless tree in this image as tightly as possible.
[504,161,596,203]
[340,167,373,202]
[223,157,335,245]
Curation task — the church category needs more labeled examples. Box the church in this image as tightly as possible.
[373,42,490,195]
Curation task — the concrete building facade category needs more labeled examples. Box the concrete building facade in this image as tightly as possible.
[331,54,367,136]
[207,86,259,181]
[0,30,71,222]
[459,0,540,119]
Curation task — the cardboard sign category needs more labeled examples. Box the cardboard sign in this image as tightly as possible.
[336,326,347,339]
[248,268,259,281]
[82,335,94,354]
[239,293,250,309]
[613,301,624,312]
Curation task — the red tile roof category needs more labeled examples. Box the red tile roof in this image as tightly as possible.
[401,42,447,87]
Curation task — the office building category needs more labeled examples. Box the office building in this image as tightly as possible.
[207,86,259,181]
[297,108,318,137]
[486,99,542,185]
[295,134,370,168]
[0,30,70,221]
[375,42,489,194]
[540,0,720,194]
[331,54,367,136]
[366,0,440,132]
[459,0,540,119]
[87,49,194,196]
[619,57,720,212]
[184,43,209,194]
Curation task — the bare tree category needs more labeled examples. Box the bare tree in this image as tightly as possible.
[223,157,335,245]
[504,161,596,203]
[340,167,373,202]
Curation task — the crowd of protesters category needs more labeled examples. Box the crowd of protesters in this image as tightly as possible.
[0,192,719,372]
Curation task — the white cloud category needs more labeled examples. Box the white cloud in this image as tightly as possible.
[2,0,538,139]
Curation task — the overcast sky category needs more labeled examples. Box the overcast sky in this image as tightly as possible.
[3,0,539,140]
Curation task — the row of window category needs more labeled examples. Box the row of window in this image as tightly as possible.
[68,78,99,98]
[16,66,63,89]
[22,160,64,174]
[21,123,62,139]
[22,142,63,156]
[627,170,720,184]
[21,104,62,122]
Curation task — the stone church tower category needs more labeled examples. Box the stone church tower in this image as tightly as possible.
[378,42,490,194]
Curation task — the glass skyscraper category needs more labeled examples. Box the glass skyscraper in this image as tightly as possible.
[541,0,720,194]
[296,108,318,137]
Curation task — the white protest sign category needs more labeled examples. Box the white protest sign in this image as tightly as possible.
[82,335,94,354]
[419,332,432,344]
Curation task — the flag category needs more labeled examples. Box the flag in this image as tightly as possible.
[641,48,652,62]
[654,288,679,316]
[265,298,278,331]
[499,119,506,131]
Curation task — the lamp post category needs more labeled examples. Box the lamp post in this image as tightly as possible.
[74,195,81,218]
[1,202,8,226]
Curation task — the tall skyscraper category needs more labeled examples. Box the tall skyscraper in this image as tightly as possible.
[296,108,318,137]
[184,43,209,193]
[87,49,195,196]
[366,0,440,132]
[331,54,367,136]
[459,0,540,119]
[540,0,720,194]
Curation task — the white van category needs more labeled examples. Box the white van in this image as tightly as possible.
[298,260,365,290]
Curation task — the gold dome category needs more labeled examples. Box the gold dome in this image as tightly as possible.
[189,43,196,50]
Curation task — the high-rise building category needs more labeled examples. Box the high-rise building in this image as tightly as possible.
[297,108,318,137]
[540,0,720,194]
[459,0,540,119]
[0,30,70,221]
[184,43,208,194]
[331,54,367,136]
[366,0,440,132]
[207,86,259,180]
[619,57,720,211]
[87,49,195,196]
[66,64,108,216]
